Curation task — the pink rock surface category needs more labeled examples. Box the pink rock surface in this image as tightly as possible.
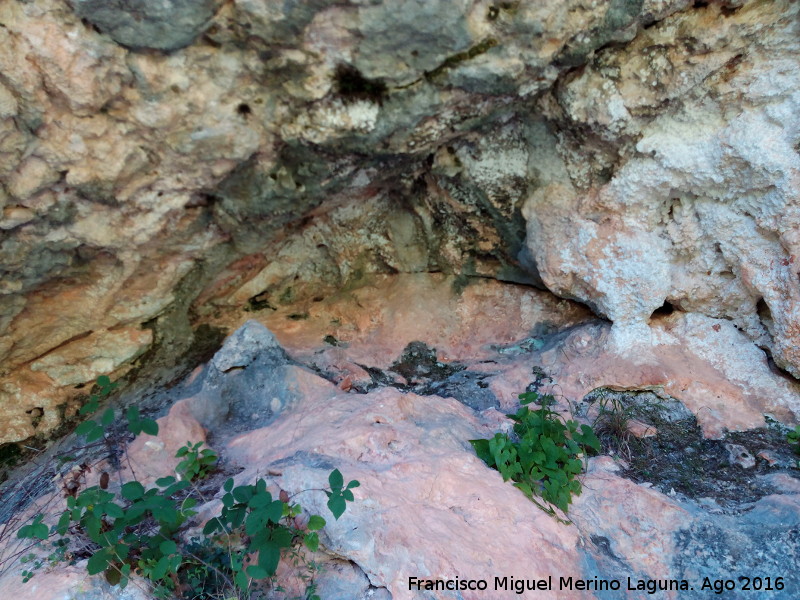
[226,384,585,600]
[0,562,150,600]
[121,398,208,486]
[571,457,691,583]
[257,273,592,369]
[527,314,800,439]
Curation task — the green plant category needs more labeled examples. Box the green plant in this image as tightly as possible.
[202,469,357,594]
[14,377,360,600]
[74,375,158,444]
[175,441,218,482]
[470,387,599,521]
[590,393,638,460]
[788,425,800,465]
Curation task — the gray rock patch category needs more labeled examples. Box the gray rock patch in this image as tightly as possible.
[70,0,220,51]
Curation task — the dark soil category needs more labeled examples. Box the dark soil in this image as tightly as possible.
[389,341,465,385]
[345,341,500,410]
[584,389,800,513]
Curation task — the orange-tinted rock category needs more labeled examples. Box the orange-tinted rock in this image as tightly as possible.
[121,398,207,486]
[257,273,592,369]
[30,327,153,386]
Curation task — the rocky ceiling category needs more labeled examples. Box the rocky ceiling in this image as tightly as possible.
[1,0,799,444]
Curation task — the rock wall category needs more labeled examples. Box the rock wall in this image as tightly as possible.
[1,0,799,443]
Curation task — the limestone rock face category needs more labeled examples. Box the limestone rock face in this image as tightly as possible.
[523,0,800,374]
[0,0,799,446]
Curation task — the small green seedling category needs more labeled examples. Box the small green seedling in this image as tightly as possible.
[175,441,218,481]
[788,425,800,467]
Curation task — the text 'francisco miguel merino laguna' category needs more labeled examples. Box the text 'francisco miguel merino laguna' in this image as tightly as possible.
[408,575,693,594]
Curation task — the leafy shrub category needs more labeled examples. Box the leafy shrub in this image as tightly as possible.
[15,377,359,600]
[175,441,218,481]
[470,388,599,521]
[202,469,357,590]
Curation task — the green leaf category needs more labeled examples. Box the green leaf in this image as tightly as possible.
[121,481,145,501]
[86,426,104,443]
[304,531,320,552]
[79,398,99,416]
[327,495,346,520]
[223,478,234,492]
[75,420,98,437]
[245,565,270,579]
[155,476,176,487]
[114,542,130,560]
[119,563,131,589]
[87,550,112,575]
[256,541,281,575]
[247,491,274,509]
[577,424,601,452]
[18,516,48,540]
[234,487,255,504]
[307,515,325,531]
[265,500,284,524]
[100,408,115,427]
[151,555,171,580]
[234,570,249,590]
[56,511,71,535]
[103,503,124,519]
[161,480,190,496]
[230,506,246,529]
[469,438,493,466]
[244,509,267,536]
[140,419,159,436]
[202,518,222,535]
[159,540,177,555]
[346,480,360,489]
[328,469,344,490]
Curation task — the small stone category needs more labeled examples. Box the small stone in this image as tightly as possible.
[211,320,286,373]
[626,418,657,438]
[757,449,780,466]
[725,443,756,469]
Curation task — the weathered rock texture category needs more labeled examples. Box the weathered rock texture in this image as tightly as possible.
[1,0,799,447]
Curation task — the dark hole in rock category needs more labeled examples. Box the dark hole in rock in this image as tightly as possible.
[719,4,740,16]
[335,64,388,104]
[650,300,676,318]
[246,292,275,312]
